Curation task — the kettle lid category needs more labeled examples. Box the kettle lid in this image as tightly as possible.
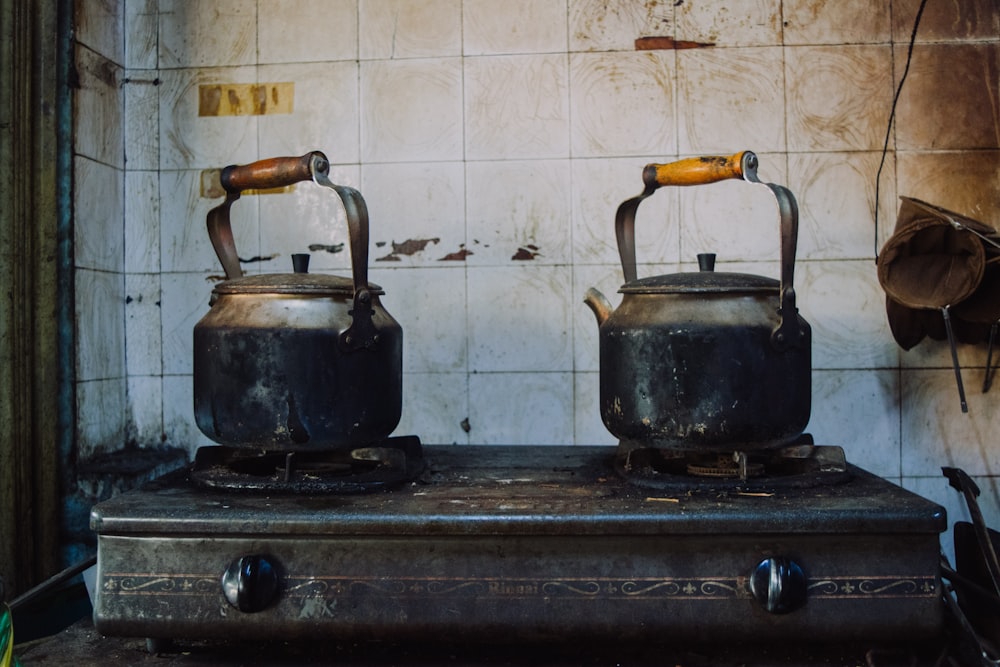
[212,272,384,296]
[620,270,778,295]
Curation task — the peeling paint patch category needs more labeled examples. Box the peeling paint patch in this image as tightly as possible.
[635,36,714,50]
[377,238,441,261]
[308,243,344,254]
[238,253,279,264]
[440,246,473,261]
[511,244,541,260]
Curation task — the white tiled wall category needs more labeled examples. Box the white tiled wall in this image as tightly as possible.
[74,0,1000,556]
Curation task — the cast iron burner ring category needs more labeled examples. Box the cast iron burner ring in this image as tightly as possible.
[191,435,424,494]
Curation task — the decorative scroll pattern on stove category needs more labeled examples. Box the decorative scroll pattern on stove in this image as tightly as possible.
[99,573,937,601]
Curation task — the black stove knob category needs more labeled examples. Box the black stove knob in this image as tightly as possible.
[222,555,279,613]
[749,556,806,614]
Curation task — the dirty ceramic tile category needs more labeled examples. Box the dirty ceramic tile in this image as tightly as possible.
[160,271,215,376]
[788,151,897,261]
[160,169,259,274]
[361,162,465,266]
[468,372,573,445]
[677,158,787,265]
[359,0,462,60]
[75,156,124,273]
[158,66,259,171]
[895,151,1000,229]
[368,265,468,373]
[125,0,157,69]
[901,368,1000,476]
[798,260,901,370]
[125,273,163,376]
[258,0,357,64]
[76,0,124,64]
[785,45,892,152]
[396,372,469,445]
[676,47,785,154]
[360,58,463,162]
[76,379,127,458]
[675,0,781,47]
[465,159,571,266]
[124,70,160,170]
[571,156,679,266]
[257,163,359,274]
[810,369,901,479]
[257,62,360,164]
[574,372,616,446]
[569,51,675,159]
[161,374,216,455]
[467,265,573,373]
[568,0,674,53]
[464,54,570,160]
[75,45,124,169]
[127,375,163,446]
[783,0,891,45]
[894,43,999,151]
[125,170,160,273]
[76,268,127,382]
[464,0,567,56]
[158,0,256,68]
[893,0,1000,43]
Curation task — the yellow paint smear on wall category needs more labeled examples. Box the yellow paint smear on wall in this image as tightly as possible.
[198,82,294,117]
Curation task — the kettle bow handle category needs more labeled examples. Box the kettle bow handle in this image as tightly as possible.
[615,150,804,351]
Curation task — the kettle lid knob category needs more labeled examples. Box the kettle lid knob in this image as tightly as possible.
[291,253,310,273]
[697,253,716,272]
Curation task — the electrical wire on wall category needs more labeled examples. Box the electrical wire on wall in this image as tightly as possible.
[873,0,929,262]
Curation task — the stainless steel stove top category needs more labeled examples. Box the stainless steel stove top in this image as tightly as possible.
[91,444,946,646]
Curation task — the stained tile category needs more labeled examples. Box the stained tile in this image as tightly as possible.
[468,372,573,445]
[569,51,675,158]
[75,45,124,168]
[125,273,162,377]
[798,260,901,370]
[464,54,569,160]
[788,152,897,261]
[125,170,160,273]
[674,0,782,47]
[676,47,785,154]
[810,369,900,479]
[125,0,157,69]
[158,0,256,69]
[568,0,674,53]
[76,379,127,457]
[258,0,357,64]
[901,369,1000,476]
[124,70,160,170]
[160,169,259,274]
[467,265,573,373]
[785,45,893,152]
[895,151,1000,228]
[76,269,127,382]
[783,0,891,45]
[464,0,567,56]
[396,372,469,445]
[127,375,164,446]
[158,67,259,171]
[76,0,124,64]
[368,266,468,374]
[160,271,215,376]
[361,162,466,266]
[574,371,616,445]
[257,62,360,164]
[360,58,463,162]
[570,157,679,267]
[359,0,462,59]
[894,43,1000,151]
[75,156,124,273]
[893,0,1000,43]
[465,159,571,266]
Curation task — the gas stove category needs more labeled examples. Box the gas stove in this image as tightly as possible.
[90,440,945,647]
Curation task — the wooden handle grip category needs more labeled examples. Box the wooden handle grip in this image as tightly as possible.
[220,151,328,193]
[642,151,753,188]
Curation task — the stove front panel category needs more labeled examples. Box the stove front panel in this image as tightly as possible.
[93,530,942,643]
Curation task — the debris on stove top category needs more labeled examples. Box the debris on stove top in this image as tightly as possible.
[190,435,423,494]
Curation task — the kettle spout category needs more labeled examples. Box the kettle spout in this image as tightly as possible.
[584,288,613,326]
